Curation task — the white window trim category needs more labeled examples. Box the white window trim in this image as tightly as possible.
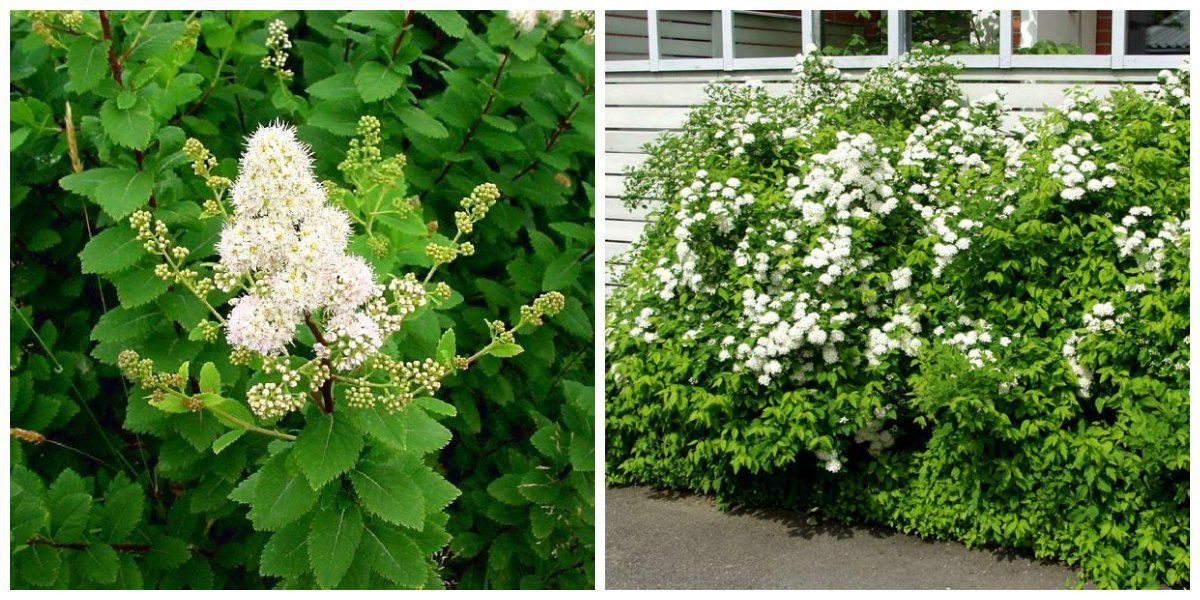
[605,9,1190,72]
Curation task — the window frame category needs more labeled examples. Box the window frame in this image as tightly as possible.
[604,9,1189,72]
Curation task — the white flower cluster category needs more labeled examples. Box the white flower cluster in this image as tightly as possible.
[934,316,1002,369]
[1061,332,1091,398]
[1082,301,1125,333]
[854,405,897,456]
[654,171,755,300]
[864,304,922,366]
[1112,206,1190,290]
[219,124,385,367]
[1048,131,1116,201]
[507,10,563,33]
[815,449,842,473]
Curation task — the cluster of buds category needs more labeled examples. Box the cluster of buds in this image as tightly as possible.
[131,210,215,296]
[339,116,408,189]
[193,320,221,342]
[28,10,83,48]
[117,350,186,405]
[454,183,500,235]
[183,138,231,216]
[520,291,567,326]
[247,381,305,420]
[488,319,517,345]
[347,356,451,413]
[261,19,293,80]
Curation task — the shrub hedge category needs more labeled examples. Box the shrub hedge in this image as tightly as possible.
[606,45,1188,589]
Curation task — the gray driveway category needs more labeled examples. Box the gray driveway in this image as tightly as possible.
[606,486,1087,590]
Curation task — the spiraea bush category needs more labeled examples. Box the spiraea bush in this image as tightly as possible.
[606,44,1188,589]
[10,10,594,589]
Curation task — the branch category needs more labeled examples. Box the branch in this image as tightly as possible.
[303,312,335,413]
[433,53,510,185]
[98,11,123,86]
[389,10,415,61]
[513,83,593,181]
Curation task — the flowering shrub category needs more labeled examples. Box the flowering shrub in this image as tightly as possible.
[10,10,594,589]
[606,44,1188,589]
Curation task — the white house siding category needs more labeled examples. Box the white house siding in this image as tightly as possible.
[603,68,1162,294]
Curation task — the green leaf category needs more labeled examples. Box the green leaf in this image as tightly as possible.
[486,474,527,506]
[349,407,406,451]
[91,305,158,343]
[212,429,246,454]
[397,106,449,139]
[111,268,169,308]
[489,342,524,358]
[307,500,363,589]
[436,329,456,365]
[404,406,452,454]
[418,11,469,38]
[100,97,156,150]
[67,38,111,94]
[78,226,144,274]
[350,462,425,530]
[14,544,62,587]
[293,413,365,489]
[355,61,403,103]
[199,362,221,394]
[101,482,145,542]
[76,544,120,584]
[249,453,319,531]
[260,516,311,578]
[307,72,357,101]
[359,519,427,588]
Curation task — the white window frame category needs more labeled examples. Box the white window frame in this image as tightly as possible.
[604,9,1190,72]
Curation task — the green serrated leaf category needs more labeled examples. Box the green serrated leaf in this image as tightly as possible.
[418,10,469,38]
[436,329,455,365]
[260,516,311,578]
[111,268,169,308]
[350,462,425,530]
[355,61,403,103]
[67,38,111,94]
[249,453,319,531]
[397,106,448,139]
[359,518,427,588]
[307,500,363,589]
[293,413,364,489]
[489,342,524,358]
[78,226,144,274]
[100,97,156,150]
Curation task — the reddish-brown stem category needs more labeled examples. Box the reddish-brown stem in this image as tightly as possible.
[433,54,510,185]
[513,83,593,181]
[27,538,151,553]
[98,11,123,86]
[303,312,335,413]
[389,10,415,61]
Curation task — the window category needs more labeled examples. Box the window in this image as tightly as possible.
[732,11,804,58]
[910,10,999,54]
[1125,11,1189,55]
[604,10,1189,72]
[605,10,650,61]
[819,10,887,55]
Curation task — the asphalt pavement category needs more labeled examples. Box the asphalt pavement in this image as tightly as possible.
[605,486,1088,590]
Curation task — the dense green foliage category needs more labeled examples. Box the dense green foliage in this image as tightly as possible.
[10,10,594,589]
[606,48,1188,589]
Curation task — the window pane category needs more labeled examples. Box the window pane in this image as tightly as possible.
[910,10,999,54]
[1126,11,1190,55]
[819,10,887,55]
[606,10,649,61]
[1013,10,1111,55]
[732,11,804,58]
[657,10,722,59]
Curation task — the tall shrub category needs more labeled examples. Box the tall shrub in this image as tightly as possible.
[606,44,1188,589]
